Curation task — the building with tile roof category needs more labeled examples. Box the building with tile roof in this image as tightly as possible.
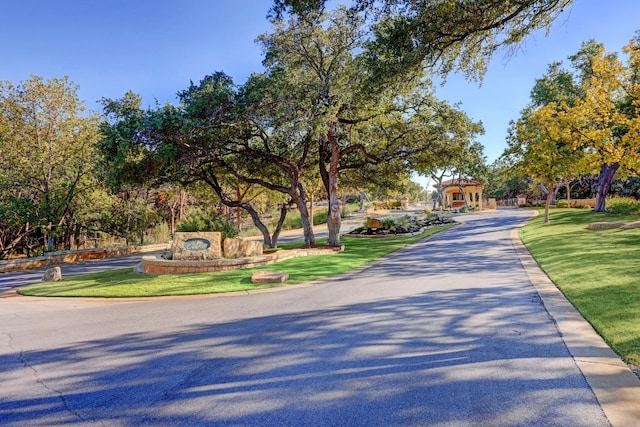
[434,178,484,209]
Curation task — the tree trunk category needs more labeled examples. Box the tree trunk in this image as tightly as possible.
[46,224,54,252]
[235,185,242,231]
[294,185,315,246]
[551,185,560,205]
[594,163,620,212]
[436,187,444,210]
[326,124,341,247]
[544,183,554,224]
[169,205,176,235]
[269,203,289,248]
[179,188,186,223]
[256,221,276,247]
[457,184,468,208]
[430,172,446,210]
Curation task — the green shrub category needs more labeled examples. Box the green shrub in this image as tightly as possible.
[176,211,239,239]
[397,214,412,227]
[381,217,397,229]
[316,210,330,223]
[145,222,171,244]
[372,200,402,210]
[607,197,640,215]
[556,200,568,208]
[284,209,330,228]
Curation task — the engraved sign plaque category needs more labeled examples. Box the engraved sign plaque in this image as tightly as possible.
[183,238,211,252]
[171,232,222,260]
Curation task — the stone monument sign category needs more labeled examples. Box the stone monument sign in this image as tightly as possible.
[171,232,222,260]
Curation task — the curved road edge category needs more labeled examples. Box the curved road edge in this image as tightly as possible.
[511,224,640,426]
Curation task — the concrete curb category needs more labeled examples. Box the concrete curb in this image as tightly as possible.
[511,227,640,427]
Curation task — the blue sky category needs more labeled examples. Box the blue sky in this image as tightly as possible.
[2,0,640,172]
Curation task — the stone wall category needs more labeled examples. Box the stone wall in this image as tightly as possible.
[570,198,597,208]
[142,245,344,275]
[0,244,169,273]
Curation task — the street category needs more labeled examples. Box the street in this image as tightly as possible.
[1,209,637,426]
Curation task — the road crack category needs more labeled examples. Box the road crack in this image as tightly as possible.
[6,332,98,425]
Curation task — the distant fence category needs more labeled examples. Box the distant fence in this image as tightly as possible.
[495,198,596,208]
[497,198,520,207]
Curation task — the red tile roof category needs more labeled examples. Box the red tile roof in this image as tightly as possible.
[435,178,482,188]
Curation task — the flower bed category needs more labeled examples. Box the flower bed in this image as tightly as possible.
[347,214,456,237]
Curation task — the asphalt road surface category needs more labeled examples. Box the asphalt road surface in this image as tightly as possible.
[0,209,622,426]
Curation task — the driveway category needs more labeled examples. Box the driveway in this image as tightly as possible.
[1,209,638,426]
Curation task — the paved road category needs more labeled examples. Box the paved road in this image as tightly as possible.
[0,209,636,426]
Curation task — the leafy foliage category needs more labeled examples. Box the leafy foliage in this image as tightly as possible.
[504,36,640,217]
[271,1,573,83]
[176,209,239,239]
[0,75,100,257]
[606,197,640,215]
[261,7,482,245]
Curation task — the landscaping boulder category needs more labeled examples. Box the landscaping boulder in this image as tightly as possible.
[251,270,289,284]
[224,238,263,258]
[587,222,626,230]
[366,217,383,229]
[43,267,62,282]
[621,221,640,229]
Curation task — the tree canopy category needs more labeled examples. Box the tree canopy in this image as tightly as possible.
[271,0,574,82]
[259,6,482,244]
[2,0,589,258]
[98,7,482,247]
[0,75,100,256]
[503,36,640,215]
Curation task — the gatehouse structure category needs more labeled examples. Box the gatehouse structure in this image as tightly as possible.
[435,178,484,209]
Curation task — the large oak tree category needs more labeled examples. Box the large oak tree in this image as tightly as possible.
[261,7,481,245]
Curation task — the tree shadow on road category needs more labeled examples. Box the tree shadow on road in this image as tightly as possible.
[1,284,609,426]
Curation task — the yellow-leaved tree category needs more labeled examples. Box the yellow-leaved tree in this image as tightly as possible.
[565,39,640,211]
[506,102,586,223]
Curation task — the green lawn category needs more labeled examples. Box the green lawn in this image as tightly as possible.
[520,208,640,366]
[19,225,455,299]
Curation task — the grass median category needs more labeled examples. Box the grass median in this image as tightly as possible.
[19,224,455,299]
[520,208,640,366]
